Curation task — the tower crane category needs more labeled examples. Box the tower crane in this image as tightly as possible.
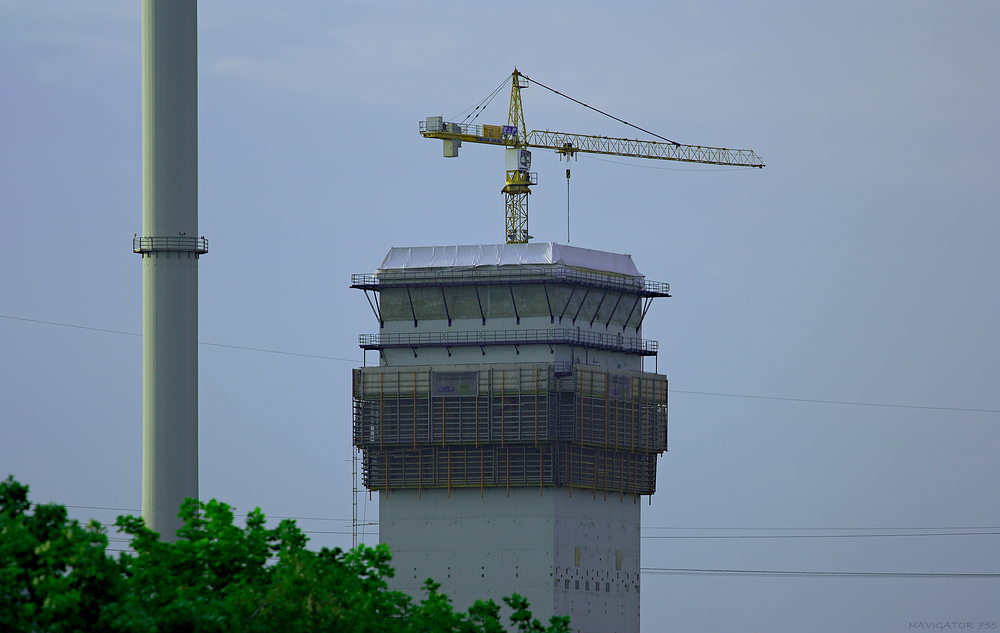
[420,69,765,244]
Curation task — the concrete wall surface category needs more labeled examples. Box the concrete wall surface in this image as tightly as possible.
[553,488,641,633]
[380,486,640,633]
[380,284,645,333]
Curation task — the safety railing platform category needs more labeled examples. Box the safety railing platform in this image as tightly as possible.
[351,266,669,297]
[359,328,658,356]
[133,235,208,255]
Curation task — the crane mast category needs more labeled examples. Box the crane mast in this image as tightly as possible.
[420,69,764,244]
[503,71,533,243]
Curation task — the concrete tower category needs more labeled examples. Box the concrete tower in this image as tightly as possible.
[353,243,668,633]
[134,0,204,541]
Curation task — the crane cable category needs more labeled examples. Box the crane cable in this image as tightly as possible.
[518,72,681,146]
[452,74,511,127]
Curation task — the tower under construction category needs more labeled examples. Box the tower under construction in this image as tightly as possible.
[352,242,668,633]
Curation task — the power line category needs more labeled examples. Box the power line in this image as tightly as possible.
[65,505,139,513]
[671,389,1000,414]
[199,341,355,362]
[1,314,141,338]
[6,313,997,415]
[88,525,1000,540]
[0,314,356,362]
[91,522,372,539]
[64,505,377,525]
[641,532,1000,540]
[82,514,377,537]
[642,525,1000,531]
[74,511,997,540]
[640,568,1000,579]
[65,551,1000,580]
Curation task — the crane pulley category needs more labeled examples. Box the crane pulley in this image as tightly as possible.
[420,69,765,244]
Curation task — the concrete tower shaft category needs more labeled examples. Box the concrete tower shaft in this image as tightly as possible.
[137,0,202,542]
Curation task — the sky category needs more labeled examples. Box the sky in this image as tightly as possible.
[1,1,998,631]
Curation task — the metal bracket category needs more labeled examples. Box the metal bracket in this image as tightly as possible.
[542,282,554,323]
[605,292,624,330]
[590,289,609,328]
[363,289,384,328]
[406,287,418,328]
[572,288,591,325]
[623,295,641,333]
[508,283,520,325]
[440,286,452,326]
[558,287,576,323]
[475,285,486,326]
[636,297,653,334]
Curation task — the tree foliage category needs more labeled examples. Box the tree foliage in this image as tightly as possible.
[0,476,570,633]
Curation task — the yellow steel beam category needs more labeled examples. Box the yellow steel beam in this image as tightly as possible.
[525,130,764,167]
[420,126,763,168]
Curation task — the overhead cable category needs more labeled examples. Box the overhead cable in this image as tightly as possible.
[518,72,680,146]
[453,73,511,126]
[5,313,998,414]
[640,567,1000,579]
[1,314,355,362]
[671,388,1000,413]
[641,531,1000,539]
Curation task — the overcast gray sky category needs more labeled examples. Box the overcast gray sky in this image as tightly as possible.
[1,2,998,631]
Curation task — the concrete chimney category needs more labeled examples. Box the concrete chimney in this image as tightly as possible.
[135,0,203,541]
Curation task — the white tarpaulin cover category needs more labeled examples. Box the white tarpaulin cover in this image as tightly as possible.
[378,243,643,277]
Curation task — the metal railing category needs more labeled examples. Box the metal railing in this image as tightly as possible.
[133,235,208,254]
[420,120,508,141]
[359,328,658,355]
[351,266,669,297]
[553,361,574,377]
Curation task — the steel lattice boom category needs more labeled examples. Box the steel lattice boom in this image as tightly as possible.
[525,130,764,167]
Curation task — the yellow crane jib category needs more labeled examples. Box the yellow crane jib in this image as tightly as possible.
[525,131,765,168]
[419,69,764,244]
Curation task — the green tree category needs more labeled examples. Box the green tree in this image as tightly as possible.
[1,476,570,633]
[0,476,120,632]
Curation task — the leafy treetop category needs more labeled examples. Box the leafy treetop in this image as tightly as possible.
[0,476,570,633]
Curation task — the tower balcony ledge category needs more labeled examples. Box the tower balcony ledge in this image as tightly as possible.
[351,267,669,297]
[359,328,658,356]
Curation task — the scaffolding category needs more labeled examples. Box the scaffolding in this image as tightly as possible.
[353,363,666,496]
